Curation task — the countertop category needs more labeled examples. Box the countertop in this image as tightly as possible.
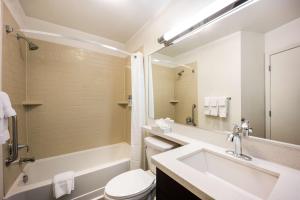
[143,125,300,200]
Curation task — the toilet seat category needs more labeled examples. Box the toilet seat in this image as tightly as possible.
[104,169,155,200]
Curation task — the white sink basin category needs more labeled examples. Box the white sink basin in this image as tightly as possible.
[178,149,279,199]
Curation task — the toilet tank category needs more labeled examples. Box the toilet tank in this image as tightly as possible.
[144,136,177,174]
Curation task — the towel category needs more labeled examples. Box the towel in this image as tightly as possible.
[152,118,173,133]
[218,97,228,118]
[204,97,210,115]
[0,101,4,119]
[53,171,75,199]
[0,118,10,144]
[0,92,16,117]
[209,97,218,116]
[0,92,16,144]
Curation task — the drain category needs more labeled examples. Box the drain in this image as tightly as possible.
[22,174,29,184]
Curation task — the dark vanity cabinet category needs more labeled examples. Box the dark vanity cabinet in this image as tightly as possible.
[156,168,201,200]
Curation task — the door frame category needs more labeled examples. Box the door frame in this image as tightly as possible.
[265,44,300,140]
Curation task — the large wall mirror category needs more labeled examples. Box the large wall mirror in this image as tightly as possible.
[148,0,300,145]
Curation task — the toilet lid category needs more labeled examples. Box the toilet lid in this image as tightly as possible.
[105,169,155,199]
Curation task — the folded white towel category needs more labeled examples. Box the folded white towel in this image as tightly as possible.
[53,171,75,199]
[209,97,218,116]
[152,118,172,133]
[218,97,228,118]
[0,92,15,144]
[0,92,16,117]
[0,119,10,144]
[204,97,210,115]
[204,97,210,107]
[0,102,4,119]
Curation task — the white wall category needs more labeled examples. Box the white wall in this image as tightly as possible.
[264,17,300,138]
[126,0,215,55]
[174,32,242,131]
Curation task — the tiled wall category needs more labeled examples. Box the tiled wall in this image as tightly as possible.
[2,4,29,193]
[152,64,175,119]
[152,63,198,125]
[27,39,129,159]
[174,63,198,125]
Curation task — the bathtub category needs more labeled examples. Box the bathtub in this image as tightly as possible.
[5,142,131,200]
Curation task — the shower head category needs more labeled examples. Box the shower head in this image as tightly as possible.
[177,70,184,76]
[28,42,39,51]
[16,33,39,51]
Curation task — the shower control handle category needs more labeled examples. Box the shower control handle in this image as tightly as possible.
[18,144,29,152]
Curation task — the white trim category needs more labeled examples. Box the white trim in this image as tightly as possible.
[71,187,104,200]
[90,196,104,200]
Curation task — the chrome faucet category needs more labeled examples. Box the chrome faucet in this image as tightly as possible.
[10,157,35,166]
[226,118,252,161]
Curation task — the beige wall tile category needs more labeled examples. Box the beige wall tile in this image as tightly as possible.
[27,39,128,159]
[2,4,29,194]
[174,63,198,125]
[152,64,175,119]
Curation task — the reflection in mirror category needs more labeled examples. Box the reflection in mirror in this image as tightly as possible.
[151,56,198,126]
[148,0,300,145]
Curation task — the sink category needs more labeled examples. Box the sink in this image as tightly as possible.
[178,149,279,199]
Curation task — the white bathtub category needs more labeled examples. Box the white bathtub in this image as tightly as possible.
[5,142,131,200]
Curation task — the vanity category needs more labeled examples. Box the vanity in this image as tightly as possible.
[143,126,300,200]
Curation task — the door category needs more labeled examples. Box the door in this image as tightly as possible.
[270,46,300,145]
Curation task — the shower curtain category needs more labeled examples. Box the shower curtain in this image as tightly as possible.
[148,56,155,119]
[130,52,146,169]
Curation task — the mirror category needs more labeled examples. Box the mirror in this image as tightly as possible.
[148,0,300,145]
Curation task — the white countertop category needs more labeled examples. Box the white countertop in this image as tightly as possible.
[143,126,300,200]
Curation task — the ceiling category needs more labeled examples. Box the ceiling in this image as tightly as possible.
[159,0,300,57]
[19,0,170,43]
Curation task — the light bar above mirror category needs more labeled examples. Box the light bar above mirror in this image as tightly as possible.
[158,0,259,46]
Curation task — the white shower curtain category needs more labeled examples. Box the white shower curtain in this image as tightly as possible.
[130,52,146,169]
[148,56,155,119]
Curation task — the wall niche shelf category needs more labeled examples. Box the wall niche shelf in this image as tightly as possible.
[169,100,179,104]
[22,101,43,106]
[117,101,131,107]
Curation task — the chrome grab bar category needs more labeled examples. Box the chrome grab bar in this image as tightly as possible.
[6,115,18,166]
[5,115,35,166]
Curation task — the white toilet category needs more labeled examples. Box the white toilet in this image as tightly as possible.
[104,136,177,200]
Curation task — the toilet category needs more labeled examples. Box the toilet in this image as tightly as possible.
[104,136,177,200]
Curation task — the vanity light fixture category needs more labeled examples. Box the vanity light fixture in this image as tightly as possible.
[158,0,259,46]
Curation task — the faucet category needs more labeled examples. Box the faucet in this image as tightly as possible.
[10,157,35,166]
[226,118,252,161]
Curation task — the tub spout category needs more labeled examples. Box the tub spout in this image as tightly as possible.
[20,157,35,163]
[10,157,35,165]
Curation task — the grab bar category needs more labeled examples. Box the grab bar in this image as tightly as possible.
[5,115,18,166]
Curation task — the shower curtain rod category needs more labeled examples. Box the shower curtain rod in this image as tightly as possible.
[18,29,132,56]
